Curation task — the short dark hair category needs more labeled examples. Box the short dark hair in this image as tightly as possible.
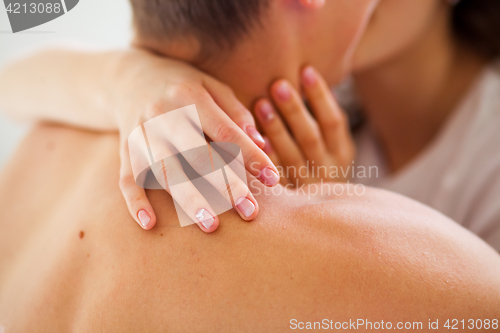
[129,0,269,53]
[452,0,500,60]
[130,0,500,60]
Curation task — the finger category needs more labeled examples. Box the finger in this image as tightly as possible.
[223,166,259,221]
[168,133,258,221]
[263,136,289,186]
[151,155,220,233]
[170,182,221,233]
[126,124,220,233]
[149,86,277,188]
[301,66,353,157]
[195,95,281,187]
[255,99,305,184]
[119,143,157,230]
[203,76,265,149]
[206,144,259,221]
[270,79,327,164]
[263,136,280,167]
[142,111,258,223]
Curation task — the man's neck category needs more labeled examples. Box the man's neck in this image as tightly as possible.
[353,13,486,173]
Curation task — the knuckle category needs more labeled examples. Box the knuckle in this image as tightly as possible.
[180,192,199,212]
[288,156,304,168]
[213,122,238,143]
[227,179,247,198]
[282,103,301,117]
[157,159,184,184]
[225,171,241,189]
[166,81,197,100]
[189,147,211,169]
[145,100,166,119]
[151,161,168,182]
[242,146,262,168]
[301,132,321,147]
[128,193,144,206]
[309,85,325,100]
[324,114,343,130]
[119,175,133,191]
[158,159,173,176]
[163,82,206,110]
[265,119,285,137]
[124,188,144,207]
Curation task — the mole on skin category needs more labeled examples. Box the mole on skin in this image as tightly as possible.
[79,231,85,239]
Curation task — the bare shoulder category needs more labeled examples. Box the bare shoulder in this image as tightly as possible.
[0,125,499,332]
[268,183,500,317]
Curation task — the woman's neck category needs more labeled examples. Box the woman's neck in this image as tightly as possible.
[353,13,486,173]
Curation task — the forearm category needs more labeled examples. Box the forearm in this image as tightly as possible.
[0,47,129,131]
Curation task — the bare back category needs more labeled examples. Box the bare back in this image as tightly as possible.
[0,124,499,332]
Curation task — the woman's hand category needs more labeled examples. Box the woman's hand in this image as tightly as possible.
[254,66,355,186]
[0,47,279,233]
[112,49,280,232]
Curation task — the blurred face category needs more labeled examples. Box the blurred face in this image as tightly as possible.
[352,0,449,71]
[139,0,377,106]
[280,0,381,84]
[140,0,378,106]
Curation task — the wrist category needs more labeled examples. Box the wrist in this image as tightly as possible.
[106,49,158,128]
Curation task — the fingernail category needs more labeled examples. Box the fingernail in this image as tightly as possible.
[259,167,280,186]
[246,126,265,146]
[236,197,256,218]
[196,209,215,229]
[302,66,317,86]
[138,210,151,228]
[257,100,274,122]
[275,81,291,101]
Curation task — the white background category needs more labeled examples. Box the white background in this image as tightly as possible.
[0,0,133,168]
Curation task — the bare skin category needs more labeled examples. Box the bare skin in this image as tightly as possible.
[0,2,499,330]
[0,124,499,332]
